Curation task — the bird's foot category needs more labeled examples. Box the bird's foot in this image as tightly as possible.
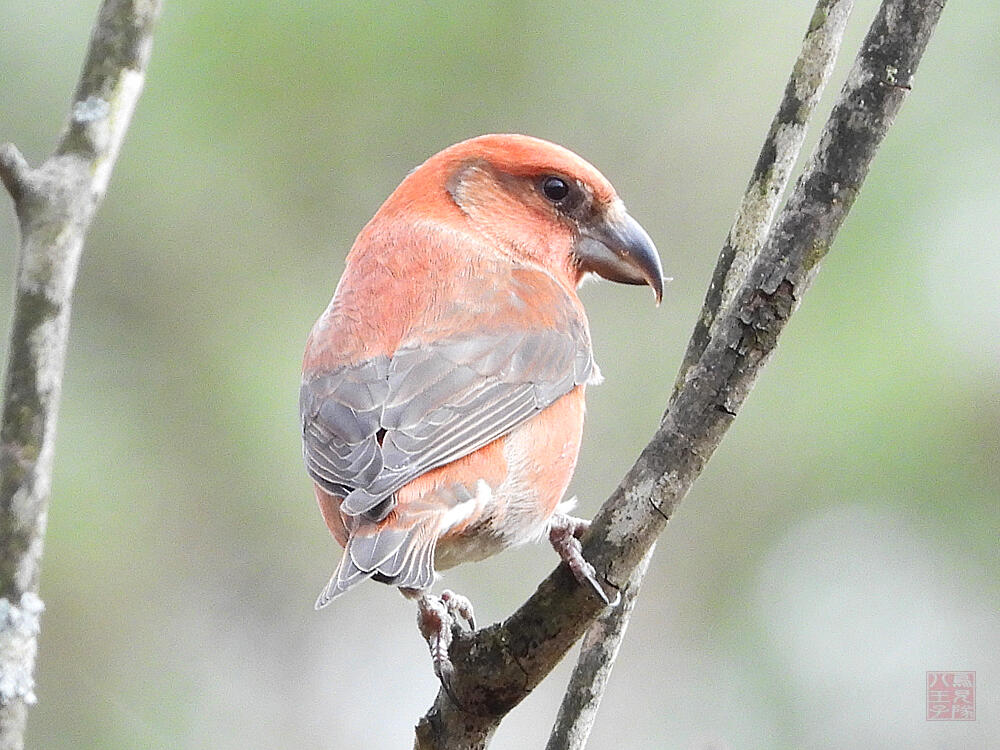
[440,589,476,631]
[548,514,620,607]
[415,589,476,688]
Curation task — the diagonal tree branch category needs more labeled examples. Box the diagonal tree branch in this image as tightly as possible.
[674,0,855,391]
[414,1,947,747]
[545,545,654,750]
[550,4,855,743]
[0,2,162,749]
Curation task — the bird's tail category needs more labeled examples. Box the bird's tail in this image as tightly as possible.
[315,518,438,608]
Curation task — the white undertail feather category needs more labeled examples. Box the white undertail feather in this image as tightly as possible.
[438,479,493,533]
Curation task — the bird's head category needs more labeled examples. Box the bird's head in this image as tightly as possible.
[378,134,664,303]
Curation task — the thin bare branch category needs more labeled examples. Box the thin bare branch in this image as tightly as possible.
[675,0,854,391]
[413,1,948,746]
[0,2,161,748]
[545,545,654,750]
[550,4,855,740]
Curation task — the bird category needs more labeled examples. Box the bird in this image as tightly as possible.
[300,134,663,678]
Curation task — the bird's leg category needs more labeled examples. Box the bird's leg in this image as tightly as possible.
[548,514,620,606]
[408,588,476,688]
[415,593,454,685]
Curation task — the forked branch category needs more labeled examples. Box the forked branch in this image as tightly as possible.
[551,3,855,743]
[0,3,161,749]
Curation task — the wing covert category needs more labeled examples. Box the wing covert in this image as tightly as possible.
[301,272,594,522]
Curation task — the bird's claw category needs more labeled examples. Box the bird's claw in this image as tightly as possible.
[549,514,621,607]
[440,589,476,631]
[416,590,476,688]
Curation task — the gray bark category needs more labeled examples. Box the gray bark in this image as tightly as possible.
[675,0,855,390]
[548,4,857,744]
[0,2,161,748]
[545,546,654,750]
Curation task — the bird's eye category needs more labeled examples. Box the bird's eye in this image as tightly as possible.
[541,176,571,203]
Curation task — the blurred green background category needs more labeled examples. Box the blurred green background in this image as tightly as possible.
[1,2,997,748]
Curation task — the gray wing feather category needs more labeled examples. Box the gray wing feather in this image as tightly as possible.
[301,316,593,522]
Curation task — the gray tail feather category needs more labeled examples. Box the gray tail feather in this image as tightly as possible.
[315,552,372,609]
[314,522,437,609]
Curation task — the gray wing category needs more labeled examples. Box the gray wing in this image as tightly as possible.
[301,325,594,522]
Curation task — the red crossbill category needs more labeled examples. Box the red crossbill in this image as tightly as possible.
[301,134,662,670]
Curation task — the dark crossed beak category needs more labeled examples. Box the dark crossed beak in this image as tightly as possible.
[574,209,664,303]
